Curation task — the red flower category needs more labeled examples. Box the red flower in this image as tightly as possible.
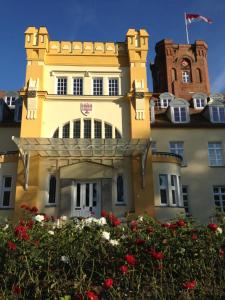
[20,204,28,209]
[192,234,198,240]
[130,220,138,231]
[7,241,16,251]
[207,223,218,232]
[125,254,137,266]
[26,219,35,229]
[103,278,113,289]
[101,210,108,218]
[119,265,128,274]
[14,225,30,241]
[85,291,99,300]
[219,249,225,257]
[151,250,164,260]
[30,206,38,213]
[146,226,154,234]
[135,238,145,245]
[182,280,197,290]
[161,223,171,228]
[12,284,21,295]
[176,219,186,227]
[112,218,121,227]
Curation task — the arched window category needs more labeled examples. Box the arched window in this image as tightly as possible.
[62,123,70,138]
[117,175,124,203]
[115,128,122,139]
[53,128,59,138]
[73,120,81,138]
[48,175,56,204]
[180,58,192,83]
[94,120,102,138]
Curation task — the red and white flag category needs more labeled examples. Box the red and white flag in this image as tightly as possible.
[186,13,213,24]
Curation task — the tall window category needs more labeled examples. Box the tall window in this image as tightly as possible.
[93,78,103,95]
[109,78,118,96]
[94,120,102,138]
[169,142,184,159]
[208,142,224,166]
[48,175,56,204]
[171,175,178,205]
[173,107,188,123]
[213,186,225,213]
[105,123,112,138]
[57,78,67,95]
[1,176,12,208]
[117,175,124,203]
[84,120,91,138]
[182,71,191,83]
[73,78,83,95]
[159,174,168,205]
[73,120,81,138]
[62,123,70,138]
[211,107,225,123]
[182,185,189,216]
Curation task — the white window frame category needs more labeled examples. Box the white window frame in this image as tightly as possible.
[0,176,13,208]
[210,106,225,123]
[208,142,224,167]
[160,98,171,108]
[57,77,67,95]
[108,78,119,96]
[169,141,185,165]
[93,77,103,96]
[73,77,83,96]
[172,107,189,123]
[194,98,206,109]
[159,174,181,207]
[213,186,225,213]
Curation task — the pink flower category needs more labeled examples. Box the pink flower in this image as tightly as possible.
[207,223,218,232]
[125,254,137,266]
[103,278,113,289]
[119,265,128,274]
[183,280,197,290]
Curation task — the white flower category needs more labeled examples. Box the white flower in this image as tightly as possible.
[60,216,67,221]
[98,217,107,225]
[3,224,9,231]
[48,230,54,235]
[216,227,223,234]
[101,231,110,240]
[138,216,144,222]
[109,239,119,246]
[61,256,69,263]
[34,214,45,222]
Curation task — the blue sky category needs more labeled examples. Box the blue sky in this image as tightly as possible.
[0,0,224,92]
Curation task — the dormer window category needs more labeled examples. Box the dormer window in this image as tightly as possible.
[169,98,190,123]
[207,95,225,123]
[159,92,174,108]
[211,107,225,123]
[193,93,207,109]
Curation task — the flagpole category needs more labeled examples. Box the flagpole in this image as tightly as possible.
[184,12,190,44]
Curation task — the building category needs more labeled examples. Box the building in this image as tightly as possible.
[0,27,224,223]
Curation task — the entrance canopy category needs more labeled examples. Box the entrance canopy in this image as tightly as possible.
[12,137,151,190]
[12,137,150,157]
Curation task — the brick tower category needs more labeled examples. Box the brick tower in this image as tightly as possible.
[150,39,210,100]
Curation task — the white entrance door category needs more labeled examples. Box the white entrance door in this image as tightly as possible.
[72,182,100,218]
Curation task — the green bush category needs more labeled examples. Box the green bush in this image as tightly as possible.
[0,206,224,299]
